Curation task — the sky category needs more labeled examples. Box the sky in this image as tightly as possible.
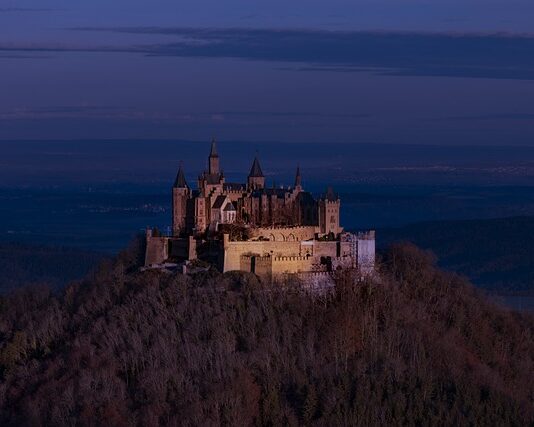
[1,1,534,145]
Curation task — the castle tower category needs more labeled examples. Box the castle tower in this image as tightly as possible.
[208,138,220,175]
[247,156,265,190]
[172,164,190,236]
[199,139,224,198]
[294,165,302,192]
[318,186,341,235]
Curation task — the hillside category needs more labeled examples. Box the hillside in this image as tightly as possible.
[379,216,534,295]
[0,243,107,293]
[0,243,532,426]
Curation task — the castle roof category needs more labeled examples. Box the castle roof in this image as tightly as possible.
[202,172,223,185]
[223,202,236,211]
[173,165,188,188]
[324,186,338,201]
[212,195,227,209]
[209,138,218,157]
[248,156,264,178]
[297,191,315,205]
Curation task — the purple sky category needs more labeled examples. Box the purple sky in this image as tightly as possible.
[1,1,534,145]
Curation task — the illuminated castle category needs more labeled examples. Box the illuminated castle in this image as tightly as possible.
[171,139,340,236]
[145,139,375,282]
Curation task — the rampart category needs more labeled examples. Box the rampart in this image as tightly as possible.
[145,230,169,266]
[249,226,318,242]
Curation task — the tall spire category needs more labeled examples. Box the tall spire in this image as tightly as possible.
[294,165,301,188]
[208,138,220,174]
[209,137,218,157]
[174,163,188,188]
[249,156,264,178]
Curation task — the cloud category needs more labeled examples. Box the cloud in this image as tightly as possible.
[68,27,534,80]
[433,113,534,121]
[0,106,371,123]
[0,8,61,12]
[213,111,371,119]
[3,27,534,80]
[0,105,134,121]
[0,53,52,59]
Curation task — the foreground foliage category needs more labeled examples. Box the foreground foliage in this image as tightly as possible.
[0,244,533,426]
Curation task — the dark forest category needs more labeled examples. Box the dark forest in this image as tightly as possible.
[0,242,533,426]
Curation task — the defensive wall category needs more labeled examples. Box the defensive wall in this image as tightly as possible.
[145,228,376,278]
[249,226,319,242]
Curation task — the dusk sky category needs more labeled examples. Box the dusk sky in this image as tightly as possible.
[2,0,534,145]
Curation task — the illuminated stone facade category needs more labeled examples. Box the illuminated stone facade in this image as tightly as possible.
[145,139,375,280]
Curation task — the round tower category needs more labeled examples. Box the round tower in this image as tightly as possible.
[172,163,190,236]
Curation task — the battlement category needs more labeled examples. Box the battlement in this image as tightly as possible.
[341,230,375,241]
[274,255,311,262]
[255,225,317,232]
[357,230,375,240]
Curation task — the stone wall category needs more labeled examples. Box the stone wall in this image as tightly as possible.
[271,255,315,274]
[357,238,376,276]
[145,233,169,266]
[249,226,318,242]
[222,233,351,274]
[168,238,188,259]
[223,236,302,272]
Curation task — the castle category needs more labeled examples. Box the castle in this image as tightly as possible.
[145,140,375,281]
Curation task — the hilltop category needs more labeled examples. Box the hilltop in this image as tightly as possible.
[0,243,532,426]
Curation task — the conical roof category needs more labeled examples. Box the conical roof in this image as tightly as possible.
[249,156,264,178]
[294,165,301,187]
[209,138,218,157]
[174,164,188,188]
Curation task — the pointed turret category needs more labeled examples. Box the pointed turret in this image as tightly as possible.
[249,156,264,178]
[294,165,302,188]
[208,138,220,174]
[174,163,188,188]
[209,138,218,157]
[247,155,265,190]
[172,163,190,236]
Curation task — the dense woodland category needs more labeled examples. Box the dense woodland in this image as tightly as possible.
[0,240,533,426]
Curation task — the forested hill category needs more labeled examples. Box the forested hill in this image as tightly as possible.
[0,243,532,426]
[379,216,534,295]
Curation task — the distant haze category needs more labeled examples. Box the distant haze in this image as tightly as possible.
[1,140,534,188]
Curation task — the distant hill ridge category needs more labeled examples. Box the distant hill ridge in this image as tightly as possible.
[0,242,107,293]
[379,216,534,295]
